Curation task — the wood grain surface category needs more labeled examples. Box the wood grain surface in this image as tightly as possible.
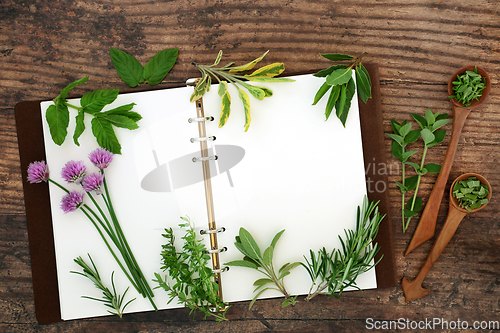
[1,0,499,332]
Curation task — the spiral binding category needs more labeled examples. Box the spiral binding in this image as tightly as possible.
[200,226,225,235]
[188,116,214,123]
[190,136,216,143]
[192,155,218,162]
[207,246,227,254]
[212,267,229,274]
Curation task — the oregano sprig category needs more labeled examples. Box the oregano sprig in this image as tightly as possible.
[387,109,451,232]
[45,76,142,154]
[224,228,301,309]
[312,52,372,126]
[302,197,383,301]
[71,254,136,318]
[190,50,295,131]
[110,48,179,87]
[153,217,228,322]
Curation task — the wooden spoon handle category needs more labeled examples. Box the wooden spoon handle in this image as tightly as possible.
[413,205,467,284]
[405,107,470,255]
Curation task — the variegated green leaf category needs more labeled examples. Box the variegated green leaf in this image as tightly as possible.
[212,50,223,66]
[228,50,269,74]
[242,83,266,100]
[218,80,228,97]
[244,77,295,83]
[246,63,285,78]
[238,88,252,132]
[189,76,207,102]
[218,91,231,128]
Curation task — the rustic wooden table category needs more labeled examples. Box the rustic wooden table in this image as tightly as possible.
[1,1,499,332]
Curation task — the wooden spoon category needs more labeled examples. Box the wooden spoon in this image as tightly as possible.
[401,173,492,302]
[405,65,491,256]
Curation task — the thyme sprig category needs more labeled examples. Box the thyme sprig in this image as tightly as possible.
[71,254,136,318]
[190,50,294,131]
[302,197,383,301]
[153,217,228,322]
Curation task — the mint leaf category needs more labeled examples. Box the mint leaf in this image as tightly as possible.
[97,114,139,130]
[57,76,89,102]
[91,117,121,154]
[46,104,70,146]
[81,89,119,114]
[73,110,85,145]
[143,48,178,85]
[110,48,144,87]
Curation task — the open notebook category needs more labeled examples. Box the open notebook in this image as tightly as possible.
[15,65,397,323]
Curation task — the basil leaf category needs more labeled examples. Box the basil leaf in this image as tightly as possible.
[143,48,179,85]
[91,117,121,154]
[110,48,144,88]
[45,103,70,146]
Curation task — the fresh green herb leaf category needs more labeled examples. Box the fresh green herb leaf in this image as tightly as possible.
[191,50,293,131]
[449,66,486,107]
[45,104,70,146]
[110,48,144,88]
[81,89,119,114]
[91,117,121,154]
[320,53,354,61]
[143,48,179,85]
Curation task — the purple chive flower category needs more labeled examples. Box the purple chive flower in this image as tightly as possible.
[60,191,85,213]
[89,148,113,170]
[61,160,86,183]
[27,161,49,183]
[81,173,104,194]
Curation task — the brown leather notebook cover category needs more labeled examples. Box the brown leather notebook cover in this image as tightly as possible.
[14,64,397,324]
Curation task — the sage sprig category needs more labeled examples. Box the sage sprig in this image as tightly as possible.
[387,109,450,232]
[302,197,383,301]
[225,228,301,309]
[45,76,142,154]
[110,48,179,87]
[312,52,372,126]
[449,66,486,107]
[190,50,295,131]
[153,217,228,322]
[71,254,136,318]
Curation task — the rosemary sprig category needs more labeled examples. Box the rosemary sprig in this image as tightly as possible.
[302,197,384,301]
[190,50,294,131]
[71,254,135,318]
[153,217,228,322]
[225,228,301,309]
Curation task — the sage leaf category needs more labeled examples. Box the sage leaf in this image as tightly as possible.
[270,229,285,249]
[143,48,179,86]
[320,53,354,61]
[253,278,273,289]
[263,246,274,267]
[244,77,295,83]
[218,80,228,97]
[110,48,144,88]
[249,287,269,310]
[81,89,119,114]
[326,68,353,86]
[238,228,261,261]
[91,117,121,154]
[46,103,70,146]
[224,259,259,270]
